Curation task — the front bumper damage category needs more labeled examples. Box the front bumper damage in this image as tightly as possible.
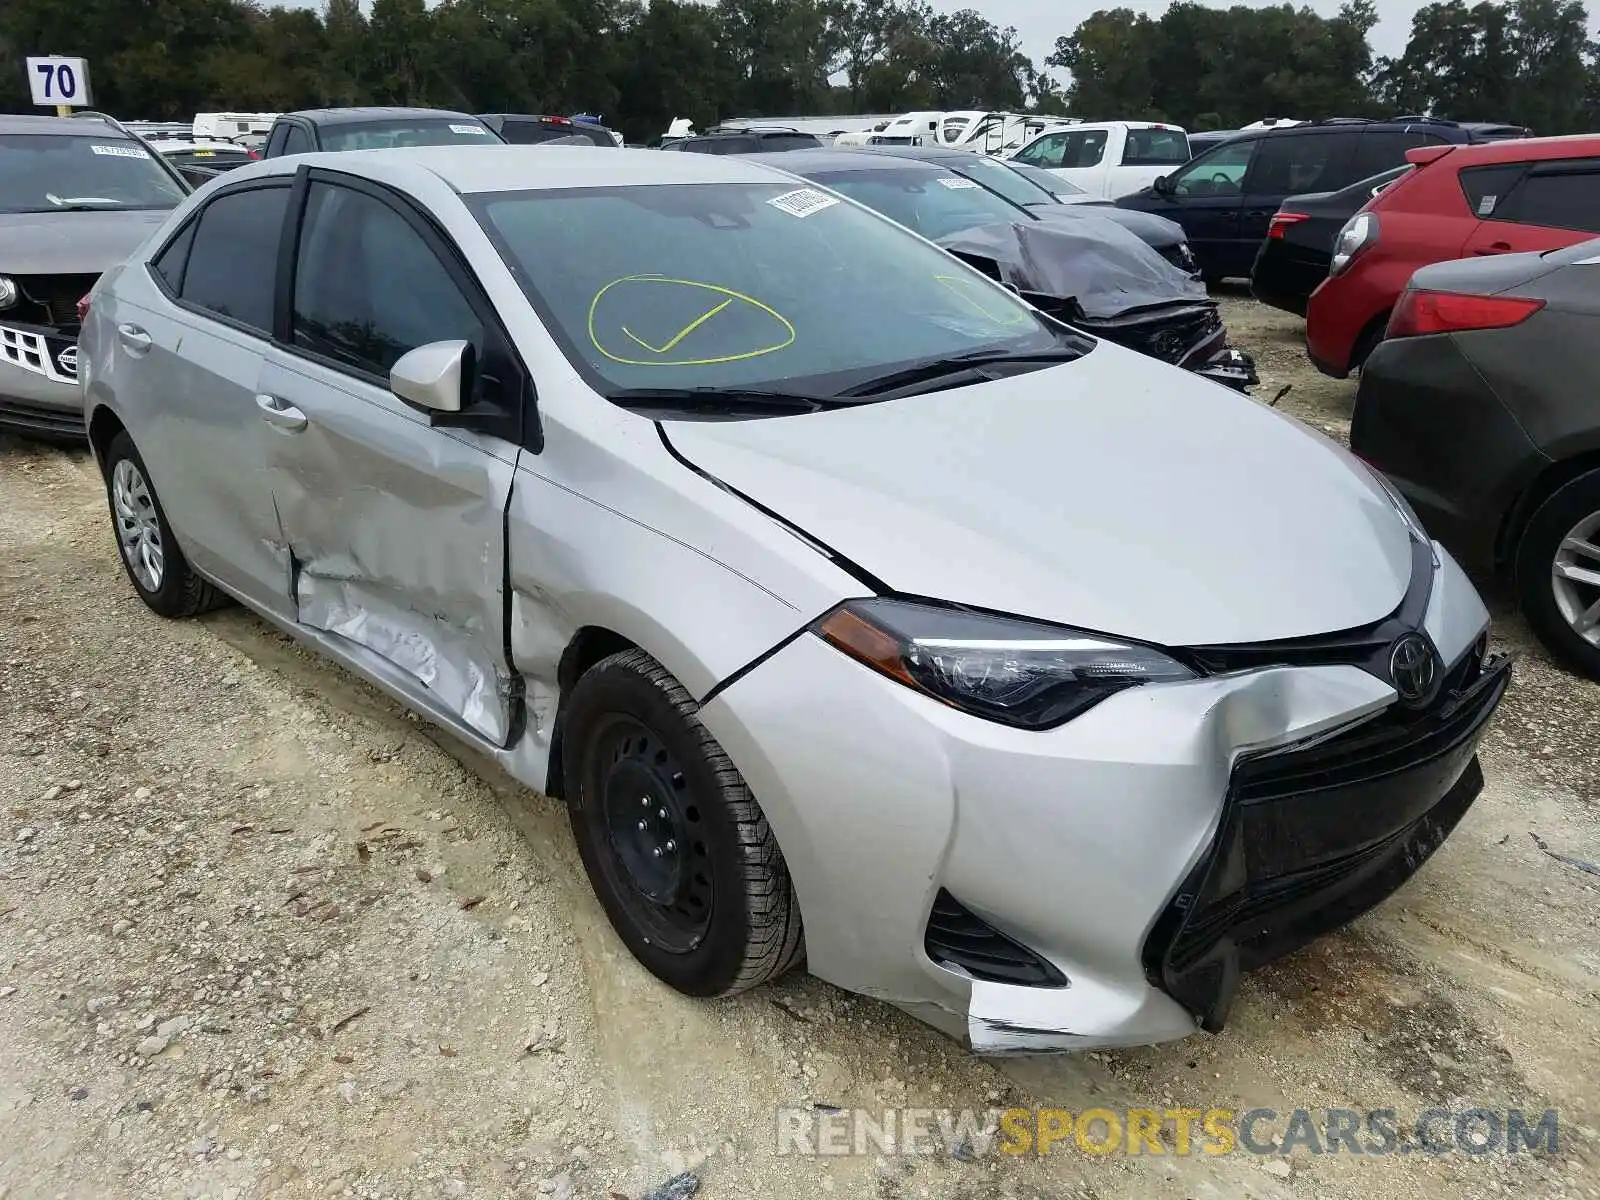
[1041,297,1259,392]
[698,541,1504,1053]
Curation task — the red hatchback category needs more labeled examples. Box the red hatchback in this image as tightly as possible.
[1306,134,1600,377]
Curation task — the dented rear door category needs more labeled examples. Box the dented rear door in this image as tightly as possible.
[255,175,521,746]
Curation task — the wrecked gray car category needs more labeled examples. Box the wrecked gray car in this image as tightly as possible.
[753,148,1257,391]
[0,113,189,440]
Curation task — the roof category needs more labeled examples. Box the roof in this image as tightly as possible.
[0,113,132,137]
[743,148,947,175]
[222,144,802,194]
[284,107,483,126]
[1428,132,1600,165]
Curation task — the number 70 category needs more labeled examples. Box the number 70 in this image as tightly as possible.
[36,62,79,100]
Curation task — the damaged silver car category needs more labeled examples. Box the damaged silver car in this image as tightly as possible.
[81,147,1508,1052]
[0,113,189,439]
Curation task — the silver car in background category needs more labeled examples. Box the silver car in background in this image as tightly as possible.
[0,113,189,439]
[79,147,1509,1052]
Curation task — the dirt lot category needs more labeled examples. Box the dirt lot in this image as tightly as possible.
[2,298,1598,1200]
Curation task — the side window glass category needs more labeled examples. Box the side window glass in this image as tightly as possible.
[179,186,288,333]
[1173,139,1254,196]
[292,182,483,379]
[1243,133,1344,194]
[1459,164,1529,218]
[1350,130,1413,182]
[1062,130,1108,168]
[1121,128,1189,166]
[282,125,313,155]
[1496,167,1600,234]
[1016,133,1066,168]
[151,219,198,294]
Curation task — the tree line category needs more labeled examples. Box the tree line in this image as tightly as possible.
[1,0,1596,143]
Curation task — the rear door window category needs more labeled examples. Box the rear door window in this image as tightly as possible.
[1243,132,1354,195]
[179,185,289,334]
[1122,128,1189,166]
[1491,162,1600,234]
[1350,129,1449,182]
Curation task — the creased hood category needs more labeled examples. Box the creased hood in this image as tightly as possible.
[663,344,1414,647]
[0,209,172,275]
[936,218,1207,319]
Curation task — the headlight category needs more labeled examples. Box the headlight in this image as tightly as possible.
[0,276,16,309]
[1177,243,1197,272]
[812,598,1196,729]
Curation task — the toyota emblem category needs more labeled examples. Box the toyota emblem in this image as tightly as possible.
[1388,633,1439,705]
[57,344,79,378]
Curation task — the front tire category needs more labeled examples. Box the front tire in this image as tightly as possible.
[1515,470,1600,681]
[562,648,804,996]
[103,430,227,619]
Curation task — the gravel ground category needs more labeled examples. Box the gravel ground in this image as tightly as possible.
[2,298,1598,1200]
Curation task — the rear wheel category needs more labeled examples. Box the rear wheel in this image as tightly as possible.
[1514,470,1600,681]
[103,431,227,618]
[1351,314,1389,373]
[561,649,804,996]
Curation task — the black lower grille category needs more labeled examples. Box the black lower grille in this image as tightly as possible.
[13,274,97,330]
[925,889,1067,987]
[1143,646,1511,1032]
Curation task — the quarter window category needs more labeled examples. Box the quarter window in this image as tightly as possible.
[151,219,197,293]
[291,182,483,379]
[1458,164,1528,217]
[179,186,289,333]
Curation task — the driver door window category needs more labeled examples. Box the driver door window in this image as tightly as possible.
[1173,139,1255,196]
[1015,132,1069,169]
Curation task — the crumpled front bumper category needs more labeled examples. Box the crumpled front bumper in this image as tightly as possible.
[697,544,1499,1053]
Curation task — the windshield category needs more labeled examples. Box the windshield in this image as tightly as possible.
[0,134,186,212]
[319,119,498,152]
[470,182,1066,403]
[805,167,1028,241]
[948,155,1061,208]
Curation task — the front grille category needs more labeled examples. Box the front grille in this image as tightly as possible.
[1105,306,1222,363]
[0,324,77,383]
[12,274,97,330]
[924,889,1067,987]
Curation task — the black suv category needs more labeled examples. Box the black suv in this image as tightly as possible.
[1116,117,1530,280]
[664,127,824,155]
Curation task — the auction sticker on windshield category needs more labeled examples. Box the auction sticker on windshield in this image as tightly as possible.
[451,124,491,135]
[766,188,839,218]
[937,177,980,189]
[90,144,150,159]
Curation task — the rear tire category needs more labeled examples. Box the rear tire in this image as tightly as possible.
[103,431,227,619]
[1514,470,1600,681]
[561,648,804,996]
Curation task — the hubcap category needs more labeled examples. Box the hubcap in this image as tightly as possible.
[111,459,164,593]
[1552,510,1600,648]
[592,717,713,953]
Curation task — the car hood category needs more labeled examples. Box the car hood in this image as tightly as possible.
[1030,202,1187,250]
[0,209,173,274]
[936,219,1206,319]
[662,344,1413,646]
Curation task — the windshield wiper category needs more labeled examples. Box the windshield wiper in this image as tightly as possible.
[604,386,849,415]
[837,347,1086,398]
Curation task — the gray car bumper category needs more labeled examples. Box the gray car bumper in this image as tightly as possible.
[0,324,85,439]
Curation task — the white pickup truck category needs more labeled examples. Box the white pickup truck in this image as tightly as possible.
[1007,121,1191,200]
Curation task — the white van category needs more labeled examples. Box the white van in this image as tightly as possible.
[835,111,945,147]
[1008,121,1191,199]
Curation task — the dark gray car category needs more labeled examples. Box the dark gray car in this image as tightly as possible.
[261,108,503,157]
[860,145,1199,276]
[1351,238,1600,679]
[0,113,190,440]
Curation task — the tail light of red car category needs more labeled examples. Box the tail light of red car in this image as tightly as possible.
[76,292,92,323]
[1267,212,1308,240]
[1386,289,1545,339]
[1328,212,1380,277]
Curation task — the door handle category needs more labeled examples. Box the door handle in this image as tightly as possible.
[255,393,307,432]
[117,323,152,353]
[1474,242,1513,255]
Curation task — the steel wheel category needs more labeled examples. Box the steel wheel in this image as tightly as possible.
[1551,509,1600,648]
[587,713,715,954]
[111,457,164,593]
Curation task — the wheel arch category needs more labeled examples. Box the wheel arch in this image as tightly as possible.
[86,404,127,476]
[543,625,641,800]
[1496,450,1600,572]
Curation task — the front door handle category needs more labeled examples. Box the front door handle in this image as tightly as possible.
[255,393,307,432]
[117,323,152,353]
[1473,241,1513,255]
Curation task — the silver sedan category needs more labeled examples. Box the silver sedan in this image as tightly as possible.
[78,146,1509,1052]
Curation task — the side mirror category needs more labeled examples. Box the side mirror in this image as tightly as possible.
[390,339,470,413]
[1153,174,1174,196]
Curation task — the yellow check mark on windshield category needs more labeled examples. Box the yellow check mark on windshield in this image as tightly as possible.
[623,297,734,355]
